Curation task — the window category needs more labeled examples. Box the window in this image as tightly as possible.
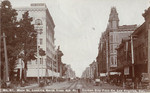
[115,57,117,65]
[35,19,42,25]
[40,38,43,45]
[115,35,117,42]
[111,57,114,65]
[112,21,117,28]
[110,35,113,42]
[40,58,43,64]
[110,45,113,53]
[35,59,37,64]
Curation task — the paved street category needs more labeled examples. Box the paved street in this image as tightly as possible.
[39,80,124,89]
[1,80,150,93]
[20,80,149,93]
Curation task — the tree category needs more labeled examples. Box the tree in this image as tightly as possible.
[18,11,37,82]
[1,1,37,84]
[1,0,20,81]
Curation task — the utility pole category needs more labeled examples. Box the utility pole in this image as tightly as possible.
[52,60,54,82]
[37,33,40,84]
[131,35,135,89]
[148,25,150,88]
[2,33,9,85]
[106,39,110,78]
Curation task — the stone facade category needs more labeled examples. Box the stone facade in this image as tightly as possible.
[97,7,137,76]
[15,3,58,78]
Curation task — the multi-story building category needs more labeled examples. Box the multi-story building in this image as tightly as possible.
[97,31,107,76]
[144,7,150,75]
[131,6,150,81]
[116,7,150,87]
[97,7,137,78]
[116,37,131,76]
[65,65,76,79]
[89,61,98,80]
[15,3,58,80]
[81,67,91,79]
[56,46,63,78]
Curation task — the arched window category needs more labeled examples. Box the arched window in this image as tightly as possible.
[35,19,42,25]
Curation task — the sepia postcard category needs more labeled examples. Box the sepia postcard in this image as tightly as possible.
[0,0,150,93]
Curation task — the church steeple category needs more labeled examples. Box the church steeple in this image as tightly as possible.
[108,7,119,29]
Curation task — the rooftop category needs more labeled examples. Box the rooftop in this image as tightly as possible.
[118,24,137,31]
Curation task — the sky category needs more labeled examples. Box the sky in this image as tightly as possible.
[9,0,149,77]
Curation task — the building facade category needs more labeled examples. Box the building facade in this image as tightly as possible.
[89,61,98,80]
[97,7,137,78]
[56,46,63,78]
[15,3,58,79]
[116,7,150,88]
[65,65,76,80]
[81,67,91,79]
[142,7,150,76]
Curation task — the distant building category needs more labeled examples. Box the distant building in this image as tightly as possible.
[82,67,91,79]
[97,7,137,77]
[56,46,63,77]
[89,61,98,80]
[15,3,58,79]
[65,65,76,79]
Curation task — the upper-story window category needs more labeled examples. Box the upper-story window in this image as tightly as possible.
[35,19,42,25]
[40,38,43,45]
[110,45,113,53]
[110,35,113,42]
[111,57,113,65]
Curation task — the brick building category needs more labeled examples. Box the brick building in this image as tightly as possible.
[97,7,137,78]
[116,7,150,88]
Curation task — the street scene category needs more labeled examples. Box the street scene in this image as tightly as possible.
[23,79,124,90]
[1,0,150,93]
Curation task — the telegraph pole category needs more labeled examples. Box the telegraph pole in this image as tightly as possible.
[106,39,110,78]
[3,33,9,84]
[148,24,150,88]
[131,35,135,89]
[52,60,54,82]
[36,30,40,84]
